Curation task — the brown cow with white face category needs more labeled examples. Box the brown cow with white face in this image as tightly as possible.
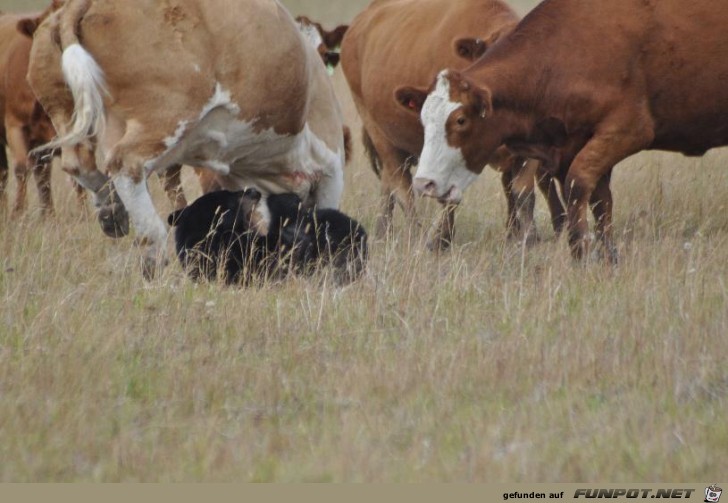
[414,0,728,262]
[295,16,348,75]
[29,0,346,278]
[340,0,565,249]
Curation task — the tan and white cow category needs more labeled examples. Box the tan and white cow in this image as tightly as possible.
[29,0,346,278]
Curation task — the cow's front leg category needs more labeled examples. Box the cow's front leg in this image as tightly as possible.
[564,110,652,262]
[426,202,457,251]
[106,142,169,280]
[57,143,130,237]
[590,170,618,265]
[536,164,566,235]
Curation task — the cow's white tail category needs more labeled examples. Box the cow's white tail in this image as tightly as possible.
[45,43,108,150]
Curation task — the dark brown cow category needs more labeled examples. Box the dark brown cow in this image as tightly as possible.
[341,0,564,249]
[410,0,728,262]
[295,15,348,74]
[0,4,62,216]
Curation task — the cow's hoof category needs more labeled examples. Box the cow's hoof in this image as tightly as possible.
[374,215,393,240]
[594,243,619,266]
[426,235,452,252]
[141,255,169,281]
[98,203,130,238]
[507,229,541,247]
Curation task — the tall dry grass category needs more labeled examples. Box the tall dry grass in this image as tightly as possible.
[1,0,727,482]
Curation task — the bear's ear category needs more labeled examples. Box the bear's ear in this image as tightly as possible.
[168,208,185,226]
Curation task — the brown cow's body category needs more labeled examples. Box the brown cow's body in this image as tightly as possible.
[29,0,346,277]
[0,10,57,216]
[341,0,563,248]
[414,0,728,261]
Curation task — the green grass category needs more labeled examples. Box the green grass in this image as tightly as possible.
[1,0,727,482]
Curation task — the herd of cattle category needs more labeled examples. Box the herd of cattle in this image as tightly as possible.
[1,0,727,284]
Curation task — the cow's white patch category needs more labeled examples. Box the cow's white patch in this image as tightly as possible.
[164,120,189,149]
[113,175,168,251]
[146,82,343,207]
[203,160,230,175]
[416,71,477,202]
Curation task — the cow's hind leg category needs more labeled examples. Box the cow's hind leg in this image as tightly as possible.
[5,123,31,216]
[32,158,54,217]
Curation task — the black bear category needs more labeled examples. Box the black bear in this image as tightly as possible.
[168,189,368,285]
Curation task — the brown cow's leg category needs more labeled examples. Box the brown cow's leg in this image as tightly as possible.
[6,124,31,216]
[367,127,416,239]
[159,164,187,210]
[427,202,457,251]
[0,146,8,212]
[590,170,618,264]
[503,157,539,245]
[564,110,652,261]
[513,159,539,245]
[32,159,54,217]
[536,165,566,235]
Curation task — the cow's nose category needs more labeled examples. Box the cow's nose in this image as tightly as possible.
[413,177,438,198]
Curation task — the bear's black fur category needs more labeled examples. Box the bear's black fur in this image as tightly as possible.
[168,189,368,285]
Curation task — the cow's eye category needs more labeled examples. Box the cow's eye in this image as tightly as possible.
[456,116,467,126]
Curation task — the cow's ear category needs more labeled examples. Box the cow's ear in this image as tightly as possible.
[17,18,39,38]
[453,37,487,62]
[394,86,428,115]
[168,208,185,226]
[534,117,567,147]
[323,24,348,49]
[470,84,493,119]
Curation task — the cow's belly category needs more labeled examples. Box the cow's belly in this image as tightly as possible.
[146,85,340,203]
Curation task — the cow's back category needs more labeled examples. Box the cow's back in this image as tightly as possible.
[78,0,311,136]
[477,0,728,157]
[642,1,728,153]
[341,0,518,154]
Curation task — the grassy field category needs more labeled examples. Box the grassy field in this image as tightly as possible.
[1,0,727,482]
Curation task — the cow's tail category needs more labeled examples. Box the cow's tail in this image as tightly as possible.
[361,127,381,178]
[45,0,107,151]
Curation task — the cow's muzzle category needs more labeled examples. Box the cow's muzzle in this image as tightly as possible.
[413,178,463,204]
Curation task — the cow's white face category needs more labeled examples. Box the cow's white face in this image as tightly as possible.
[415,71,477,204]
